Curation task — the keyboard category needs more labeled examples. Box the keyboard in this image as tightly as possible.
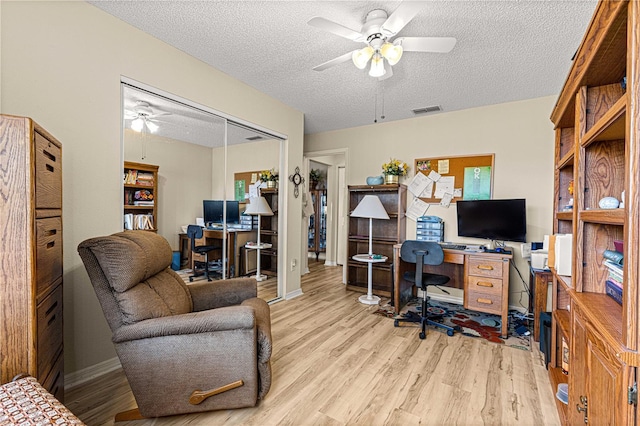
[440,243,467,250]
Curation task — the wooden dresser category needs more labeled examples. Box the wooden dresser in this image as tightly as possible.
[0,115,64,401]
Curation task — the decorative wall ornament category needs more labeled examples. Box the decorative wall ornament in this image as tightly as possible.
[289,166,305,198]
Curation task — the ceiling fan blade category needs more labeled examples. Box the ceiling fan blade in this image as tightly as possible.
[395,37,457,53]
[381,2,425,37]
[313,51,355,71]
[308,17,363,41]
[124,110,138,119]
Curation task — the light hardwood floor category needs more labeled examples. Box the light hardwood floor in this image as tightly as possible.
[65,261,560,425]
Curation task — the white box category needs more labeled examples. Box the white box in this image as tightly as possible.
[531,250,549,270]
[554,234,573,276]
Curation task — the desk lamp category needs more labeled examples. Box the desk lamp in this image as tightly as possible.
[244,196,274,282]
[350,195,390,304]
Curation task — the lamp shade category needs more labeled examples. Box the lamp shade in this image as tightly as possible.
[244,196,274,216]
[369,54,386,78]
[350,195,389,219]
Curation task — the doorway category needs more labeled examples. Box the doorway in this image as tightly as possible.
[303,149,347,282]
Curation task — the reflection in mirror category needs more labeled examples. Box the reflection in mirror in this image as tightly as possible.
[122,83,282,302]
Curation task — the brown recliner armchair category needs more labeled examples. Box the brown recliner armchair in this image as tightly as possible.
[77,231,272,421]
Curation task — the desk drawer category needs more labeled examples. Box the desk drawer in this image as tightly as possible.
[466,291,502,315]
[36,217,63,299]
[467,275,503,296]
[35,132,62,210]
[467,257,503,279]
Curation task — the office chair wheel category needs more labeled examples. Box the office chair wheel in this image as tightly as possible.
[454,325,463,332]
[394,319,399,327]
[447,329,455,337]
[419,331,426,340]
[189,277,194,282]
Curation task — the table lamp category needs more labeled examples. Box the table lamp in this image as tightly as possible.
[244,196,274,281]
[350,195,390,304]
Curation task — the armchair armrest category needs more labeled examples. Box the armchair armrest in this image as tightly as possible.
[112,305,255,343]
[189,277,257,311]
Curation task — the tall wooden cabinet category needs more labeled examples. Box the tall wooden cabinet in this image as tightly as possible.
[124,161,158,231]
[549,1,639,423]
[259,188,278,277]
[308,189,327,260]
[347,184,406,297]
[0,115,64,401]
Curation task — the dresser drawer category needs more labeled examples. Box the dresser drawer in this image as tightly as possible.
[466,290,502,315]
[35,132,62,210]
[467,275,503,296]
[36,217,63,300]
[37,285,63,380]
[467,257,504,279]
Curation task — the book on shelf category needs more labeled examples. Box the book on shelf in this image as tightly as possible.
[605,279,623,305]
[133,201,154,206]
[603,249,623,265]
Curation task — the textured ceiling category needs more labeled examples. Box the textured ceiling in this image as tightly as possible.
[93,0,598,139]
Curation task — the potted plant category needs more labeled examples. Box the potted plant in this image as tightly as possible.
[309,169,322,189]
[260,168,278,188]
[381,158,409,184]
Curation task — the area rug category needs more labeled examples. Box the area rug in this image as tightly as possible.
[375,298,531,351]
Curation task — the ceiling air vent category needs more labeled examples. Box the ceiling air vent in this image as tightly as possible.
[412,105,442,115]
[246,135,264,141]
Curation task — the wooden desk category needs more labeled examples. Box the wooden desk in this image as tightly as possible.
[393,244,512,337]
[180,228,256,278]
[530,267,553,342]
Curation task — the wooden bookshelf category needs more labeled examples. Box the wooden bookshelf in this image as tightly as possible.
[124,161,158,232]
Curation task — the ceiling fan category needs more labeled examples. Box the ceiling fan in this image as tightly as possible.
[308,2,456,79]
[124,101,170,133]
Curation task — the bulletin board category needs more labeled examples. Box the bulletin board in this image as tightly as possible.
[234,171,262,202]
[414,154,494,203]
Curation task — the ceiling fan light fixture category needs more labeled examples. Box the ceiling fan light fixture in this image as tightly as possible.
[131,117,144,132]
[352,46,374,69]
[381,42,403,66]
[146,120,159,133]
[369,54,386,77]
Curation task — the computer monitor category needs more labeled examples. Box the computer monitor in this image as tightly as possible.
[456,198,527,243]
[203,200,240,225]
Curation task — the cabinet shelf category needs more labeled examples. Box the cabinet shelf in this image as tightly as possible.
[579,208,625,225]
[557,151,574,169]
[582,96,627,147]
[124,162,158,232]
[572,292,623,351]
[555,211,573,221]
[554,310,571,341]
[548,367,569,424]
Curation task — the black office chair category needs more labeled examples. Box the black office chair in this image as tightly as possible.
[394,240,461,340]
[187,225,222,282]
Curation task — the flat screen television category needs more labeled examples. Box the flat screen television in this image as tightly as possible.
[203,200,240,225]
[456,198,527,243]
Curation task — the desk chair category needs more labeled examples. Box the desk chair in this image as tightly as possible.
[394,240,461,340]
[187,225,222,282]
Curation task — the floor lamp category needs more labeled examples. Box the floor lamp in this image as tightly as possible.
[350,195,390,304]
[244,196,274,282]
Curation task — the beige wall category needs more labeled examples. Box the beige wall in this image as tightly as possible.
[1,1,303,376]
[305,96,556,309]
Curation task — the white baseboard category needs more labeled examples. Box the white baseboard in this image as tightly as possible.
[65,357,121,390]
[285,288,303,300]
[324,260,337,266]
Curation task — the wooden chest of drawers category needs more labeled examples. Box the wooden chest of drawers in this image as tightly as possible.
[464,256,510,319]
[0,115,64,401]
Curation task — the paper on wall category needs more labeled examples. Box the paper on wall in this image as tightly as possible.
[249,182,260,199]
[420,180,434,198]
[438,159,450,174]
[434,176,455,198]
[408,172,431,196]
[406,198,430,221]
[427,170,441,182]
[440,192,454,208]
[453,188,462,197]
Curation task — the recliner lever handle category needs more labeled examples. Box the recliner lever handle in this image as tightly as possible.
[189,380,244,405]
